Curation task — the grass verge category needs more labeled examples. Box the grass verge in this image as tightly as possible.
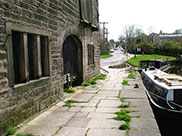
[100,54,113,59]
[126,54,176,67]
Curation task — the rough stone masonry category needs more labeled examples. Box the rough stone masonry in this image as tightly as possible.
[0,0,100,133]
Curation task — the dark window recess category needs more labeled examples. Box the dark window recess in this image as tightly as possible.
[79,0,93,24]
[28,34,39,80]
[88,44,94,65]
[40,36,50,77]
[12,31,26,84]
[174,89,182,106]
[11,31,50,85]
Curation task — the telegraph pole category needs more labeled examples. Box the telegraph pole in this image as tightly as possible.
[100,22,108,41]
[106,28,109,41]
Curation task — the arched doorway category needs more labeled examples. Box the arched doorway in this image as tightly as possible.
[62,35,83,88]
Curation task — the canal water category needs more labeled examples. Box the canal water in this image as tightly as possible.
[153,111,182,136]
[153,64,182,136]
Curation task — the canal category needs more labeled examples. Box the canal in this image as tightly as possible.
[153,110,182,136]
[152,62,182,136]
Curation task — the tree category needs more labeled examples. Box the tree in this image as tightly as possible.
[134,42,155,54]
[99,26,111,54]
[123,25,135,53]
[109,39,115,49]
[147,26,156,35]
[109,39,115,43]
[159,40,182,56]
[174,29,182,34]
[118,34,125,43]
[135,28,143,37]
[115,41,121,48]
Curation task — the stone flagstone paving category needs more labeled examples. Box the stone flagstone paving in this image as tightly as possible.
[16,68,160,136]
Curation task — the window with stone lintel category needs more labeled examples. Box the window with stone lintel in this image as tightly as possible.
[11,31,50,85]
[87,44,94,65]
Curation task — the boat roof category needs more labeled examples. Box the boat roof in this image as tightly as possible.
[143,69,182,90]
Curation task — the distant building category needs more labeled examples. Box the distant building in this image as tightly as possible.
[0,0,100,133]
[135,33,148,44]
[174,29,182,34]
[159,33,182,41]
[151,33,182,45]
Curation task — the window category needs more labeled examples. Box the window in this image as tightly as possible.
[11,31,50,85]
[79,0,93,24]
[12,31,26,84]
[28,34,39,80]
[40,36,50,77]
[88,44,94,65]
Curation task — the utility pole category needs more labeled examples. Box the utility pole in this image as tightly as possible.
[106,28,109,41]
[100,22,108,41]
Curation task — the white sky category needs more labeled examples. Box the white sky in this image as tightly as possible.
[99,0,182,41]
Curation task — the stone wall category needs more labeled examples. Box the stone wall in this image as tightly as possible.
[0,0,100,133]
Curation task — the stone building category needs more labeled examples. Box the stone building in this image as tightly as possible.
[152,33,182,45]
[159,33,182,41]
[0,0,100,133]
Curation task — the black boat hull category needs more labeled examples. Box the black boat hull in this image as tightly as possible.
[146,90,182,120]
[141,70,182,119]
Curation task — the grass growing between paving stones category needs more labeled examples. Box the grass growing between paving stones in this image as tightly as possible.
[113,96,132,134]
[88,79,97,85]
[131,115,140,118]
[128,70,137,79]
[55,126,62,135]
[81,74,106,86]
[113,110,131,133]
[117,90,122,98]
[117,102,130,108]
[63,100,87,108]
[122,80,129,86]
[64,86,75,93]
[120,97,126,102]
[95,99,102,108]
[119,122,130,132]
[81,81,90,86]
[4,126,33,136]
[113,111,131,122]
[92,85,97,88]
[4,126,18,136]
[115,110,131,115]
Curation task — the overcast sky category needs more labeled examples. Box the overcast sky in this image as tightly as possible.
[99,0,182,41]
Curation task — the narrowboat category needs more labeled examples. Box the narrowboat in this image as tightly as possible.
[138,59,170,73]
[141,67,182,119]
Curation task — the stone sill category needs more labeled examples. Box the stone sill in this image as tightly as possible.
[80,20,99,31]
[13,77,51,93]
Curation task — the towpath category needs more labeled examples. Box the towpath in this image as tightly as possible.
[16,66,160,136]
